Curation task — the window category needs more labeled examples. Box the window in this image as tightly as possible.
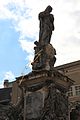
[75,86,80,96]
[68,87,73,97]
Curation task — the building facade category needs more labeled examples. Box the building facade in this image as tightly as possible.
[56,60,80,103]
[56,60,80,119]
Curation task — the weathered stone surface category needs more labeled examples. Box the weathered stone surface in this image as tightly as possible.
[26,92,44,119]
[0,97,23,120]
[0,69,73,120]
[31,5,56,70]
[21,82,69,120]
[0,104,19,120]
[39,84,68,120]
[18,69,73,91]
[16,69,73,119]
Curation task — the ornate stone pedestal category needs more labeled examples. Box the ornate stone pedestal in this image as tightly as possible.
[17,69,74,120]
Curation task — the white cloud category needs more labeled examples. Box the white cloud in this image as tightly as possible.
[0,71,15,88]
[19,39,34,63]
[0,84,3,88]
[19,39,34,54]
[3,71,15,81]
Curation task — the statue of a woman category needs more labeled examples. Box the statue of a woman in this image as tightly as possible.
[38,5,54,45]
[32,6,56,70]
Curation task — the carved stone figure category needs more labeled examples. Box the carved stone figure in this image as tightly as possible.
[31,44,56,70]
[40,83,69,120]
[39,5,54,45]
[31,5,56,70]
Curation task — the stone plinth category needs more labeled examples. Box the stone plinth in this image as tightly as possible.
[16,69,74,120]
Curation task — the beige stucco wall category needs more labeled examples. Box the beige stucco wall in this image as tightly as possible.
[56,60,80,84]
[56,60,80,104]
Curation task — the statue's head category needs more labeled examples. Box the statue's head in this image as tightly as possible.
[45,5,53,13]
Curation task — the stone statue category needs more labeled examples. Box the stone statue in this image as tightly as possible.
[39,5,54,45]
[31,5,56,70]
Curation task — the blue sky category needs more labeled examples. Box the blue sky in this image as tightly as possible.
[0,0,80,87]
[0,19,30,82]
